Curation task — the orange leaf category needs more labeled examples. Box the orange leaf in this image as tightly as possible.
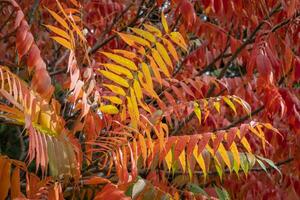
[83,176,110,185]
[10,167,21,199]
[0,158,11,200]
[51,36,72,49]
[46,7,69,30]
[44,25,70,40]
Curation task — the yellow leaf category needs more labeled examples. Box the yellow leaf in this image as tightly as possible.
[222,96,237,115]
[51,36,72,49]
[205,144,214,155]
[147,55,162,85]
[44,25,70,40]
[100,52,137,71]
[165,149,173,171]
[117,32,150,47]
[138,72,159,99]
[194,102,202,124]
[232,96,251,115]
[130,28,156,43]
[103,84,126,96]
[130,87,139,122]
[161,12,169,33]
[250,125,266,151]
[99,70,129,88]
[162,38,179,62]
[46,7,69,30]
[179,149,186,172]
[193,146,207,179]
[151,49,170,77]
[101,63,133,79]
[134,79,151,113]
[263,123,280,135]
[133,79,142,100]
[143,24,162,37]
[120,105,127,122]
[156,42,173,69]
[99,105,119,114]
[218,143,231,170]
[236,129,252,153]
[170,32,187,51]
[127,96,137,128]
[230,142,240,174]
[138,133,147,166]
[102,96,123,104]
[214,101,221,113]
[141,62,153,89]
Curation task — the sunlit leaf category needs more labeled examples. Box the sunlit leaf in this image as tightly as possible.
[222,96,237,115]
[101,63,133,79]
[102,96,123,104]
[103,84,126,96]
[100,52,137,71]
[51,36,73,49]
[169,32,187,51]
[99,70,129,88]
[131,28,156,43]
[144,24,162,37]
[44,25,70,40]
[151,49,170,77]
[156,42,173,69]
[100,105,119,114]
[161,12,169,33]
[46,7,69,30]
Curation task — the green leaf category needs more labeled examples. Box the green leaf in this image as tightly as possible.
[132,178,146,199]
[215,187,230,200]
[187,183,209,198]
[257,156,282,177]
[240,154,249,175]
[256,159,268,174]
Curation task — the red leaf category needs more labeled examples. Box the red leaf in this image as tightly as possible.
[256,53,272,81]
[95,183,130,200]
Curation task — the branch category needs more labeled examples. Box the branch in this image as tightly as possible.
[171,3,283,136]
[138,157,294,178]
[214,106,265,131]
[88,1,145,55]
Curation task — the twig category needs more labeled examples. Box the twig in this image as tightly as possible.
[213,106,265,132]
[171,3,283,136]
[89,0,146,55]
[28,0,39,25]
